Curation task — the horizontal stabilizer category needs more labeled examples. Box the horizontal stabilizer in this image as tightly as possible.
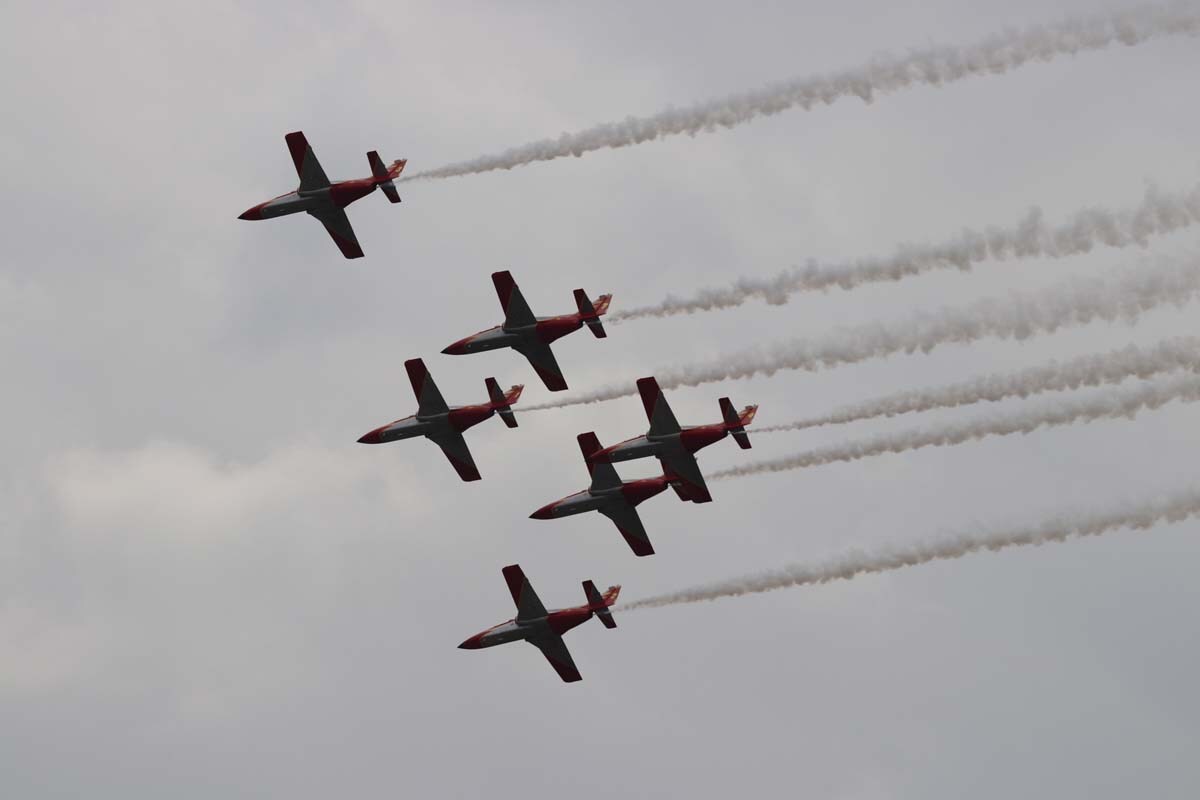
[368,150,405,203]
[720,398,757,449]
[574,290,612,339]
[379,182,402,203]
[583,580,619,628]
[486,377,522,428]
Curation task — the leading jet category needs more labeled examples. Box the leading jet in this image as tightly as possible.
[530,432,683,557]
[442,271,611,392]
[356,358,522,482]
[239,131,406,259]
[459,564,620,683]
[593,377,758,504]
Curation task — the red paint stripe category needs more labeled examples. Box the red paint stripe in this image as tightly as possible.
[404,359,427,399]
[285,131,309,176]
[491,271,516,313]
[636,377,661,423]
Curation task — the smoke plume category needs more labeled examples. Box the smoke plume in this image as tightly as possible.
[621,486,1200,610]
[612,184,1200,321]
[523,256,1200,410]
[402,4,1200,182]
[758,337,1200,432]
[713,372,1200,479]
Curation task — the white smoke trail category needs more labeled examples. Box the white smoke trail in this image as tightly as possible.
[758,337,1200,432]
[401,4,1200,182]
[611,184,1200,322]
[620,486,1200,610]
[523,256,1200,410]
[712,372,1200,480]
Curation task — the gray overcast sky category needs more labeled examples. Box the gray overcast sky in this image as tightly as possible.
[2,1,1199,797]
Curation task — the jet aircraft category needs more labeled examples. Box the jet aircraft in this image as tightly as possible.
[530,432,683,557]
[442,271,611,391]
[356,358,522,482]
[238,131,406,259]
[592,377,758,504]
[458,564,620,683]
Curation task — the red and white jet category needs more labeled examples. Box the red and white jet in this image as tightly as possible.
[238,131,406,259]
[356,358,522,482]
[530,432,683,557]
[442,271,611,392]
[592,377,758,504]
[459,564,620,683]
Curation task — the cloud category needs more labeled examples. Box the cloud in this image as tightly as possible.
[46,441,413,542]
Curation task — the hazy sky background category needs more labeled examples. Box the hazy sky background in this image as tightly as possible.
[2,1,1199,797]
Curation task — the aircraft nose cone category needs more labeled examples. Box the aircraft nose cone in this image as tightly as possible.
[238,206,261,220]
[442,339,469,355]
[529,503,557,520]
[357,428,384,444]
[458,636,483,650]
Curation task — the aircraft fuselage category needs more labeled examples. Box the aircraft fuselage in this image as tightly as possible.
[597,423,729,463]
[531,476,670,520]
[239,179,379,221]
[443,314,586,356]
[459,606,593,650]
[531,489,607,519]
[357,402,498,445]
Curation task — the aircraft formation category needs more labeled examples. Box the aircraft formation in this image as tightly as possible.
[240,132,760,682]
[238,49,1200,676]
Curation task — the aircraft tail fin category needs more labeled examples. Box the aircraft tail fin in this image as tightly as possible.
[573,289,612,339]
[583,580,619,629]
[721,398,756,449]
[486,377,522,428]
[367,150,405,203]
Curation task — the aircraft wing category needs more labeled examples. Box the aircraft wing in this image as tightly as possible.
[285,131,331,191]
[308,206,365,260]
[405,359,449,416]
[578,432,621,492]
[502,564,548,620]
[513,340,568,392]
[528,635,582,683]
[638,377,681,436]
[599,504,656,557]
[427,430,482,482]
[660,452,713,504]
[493,271,537,328]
